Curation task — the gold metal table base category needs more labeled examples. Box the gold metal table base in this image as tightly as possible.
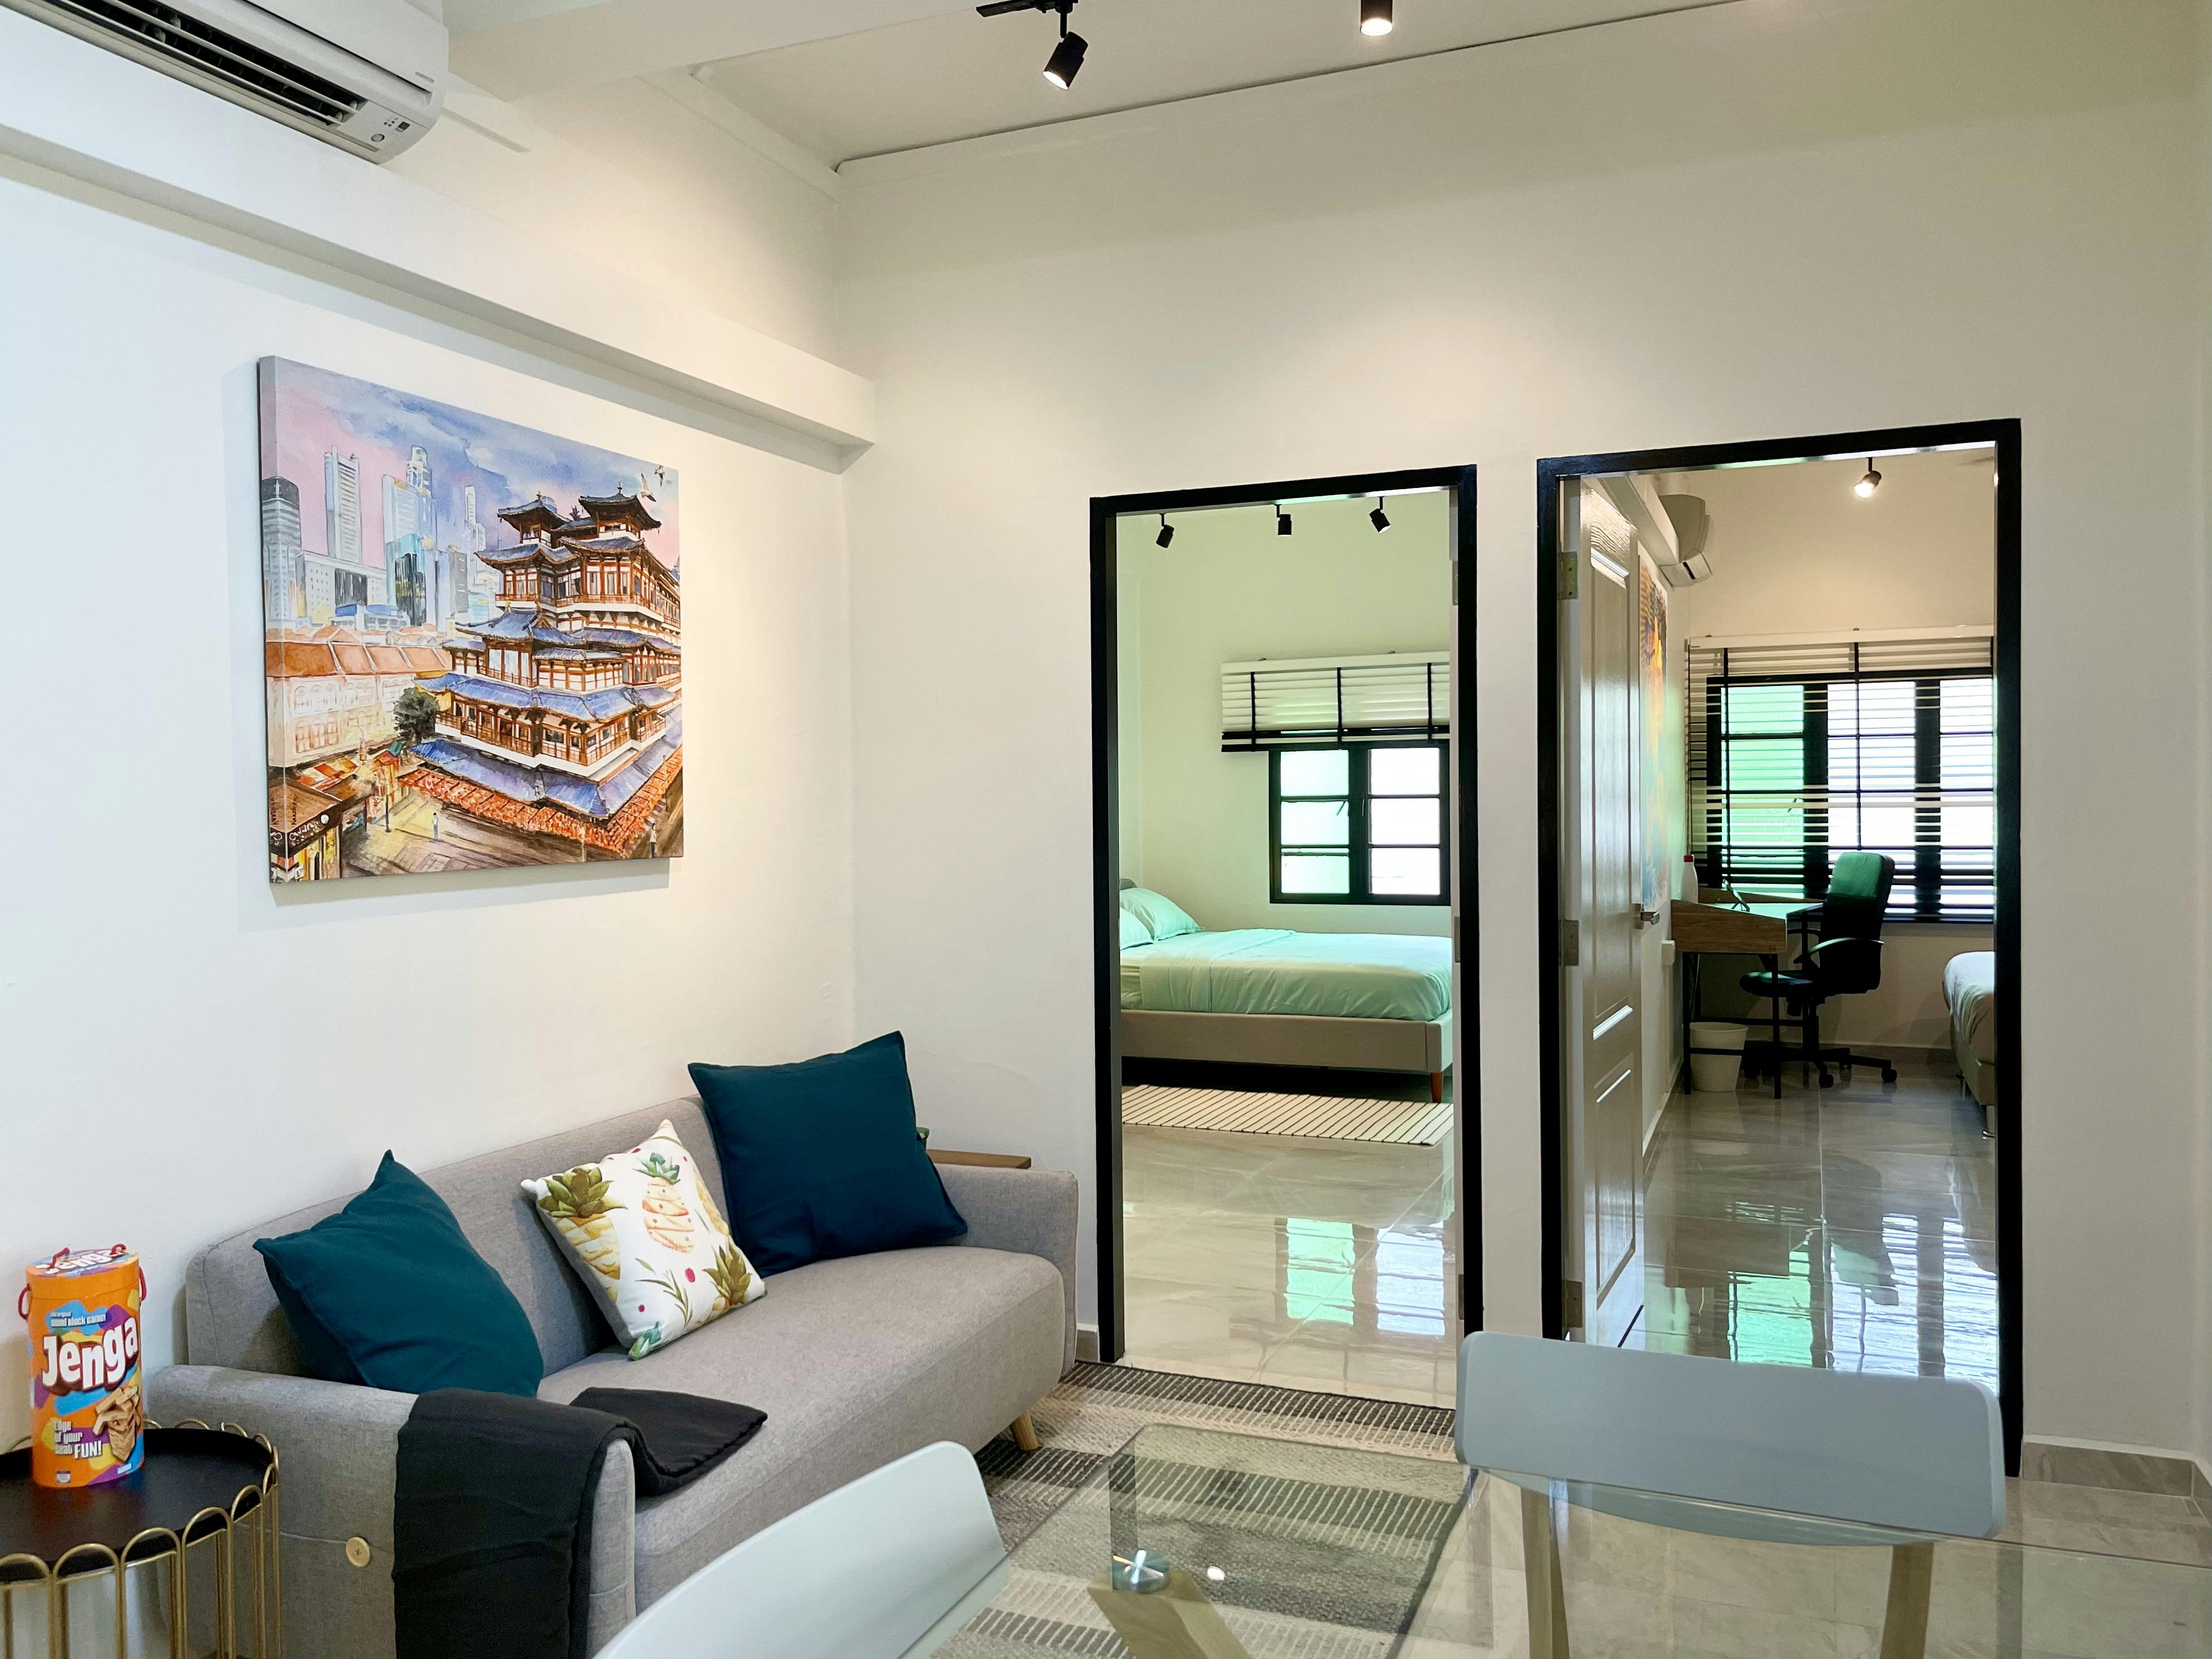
[1,1422,280,1659]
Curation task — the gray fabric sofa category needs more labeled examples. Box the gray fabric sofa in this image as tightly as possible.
[146,1096,1077,1657]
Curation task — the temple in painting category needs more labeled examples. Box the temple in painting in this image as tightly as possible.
[407,486,683,855]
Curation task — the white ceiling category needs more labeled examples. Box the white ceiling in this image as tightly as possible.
[703,0,1734,165]
[449,1,1739,166]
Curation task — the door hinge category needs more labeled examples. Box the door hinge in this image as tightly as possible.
[1556,546,1579,601]
[1451,554,1460,607]
[1558,918,1580,968]
[1560,1278,1585,1332]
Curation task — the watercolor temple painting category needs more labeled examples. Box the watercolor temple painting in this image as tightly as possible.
[259,359,683,881]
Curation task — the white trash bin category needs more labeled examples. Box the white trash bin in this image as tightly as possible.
[1689,1022,1749,1093]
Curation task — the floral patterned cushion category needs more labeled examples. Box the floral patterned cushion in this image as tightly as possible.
[520,1120,764,1360]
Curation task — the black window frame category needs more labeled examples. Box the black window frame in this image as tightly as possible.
[1268,739,1451,906]
[1697,666,1994,923]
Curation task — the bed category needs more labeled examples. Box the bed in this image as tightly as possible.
[1119,923,1454,1098]
[1943,951,1998,1114]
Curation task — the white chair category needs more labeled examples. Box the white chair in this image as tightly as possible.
[596,1441,1008,1659]
[1455,1332,2004,1659]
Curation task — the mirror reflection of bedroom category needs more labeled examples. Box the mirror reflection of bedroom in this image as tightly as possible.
[1111,486,1459,1408]
[1557,444,2004,1391]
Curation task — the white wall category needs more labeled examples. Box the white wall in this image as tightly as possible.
[395,76,841,361]
[1121,492,1452,934]
[1671,451,1997,638]
[1671,449,1998,1050]
[838,0,2212,1464]
[0,173,855,1444]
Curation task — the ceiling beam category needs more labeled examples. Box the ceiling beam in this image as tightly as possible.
[449,0,982,100]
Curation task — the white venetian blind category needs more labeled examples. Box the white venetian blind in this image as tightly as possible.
[1219,651,1451,751]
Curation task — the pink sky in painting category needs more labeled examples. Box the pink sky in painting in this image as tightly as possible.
[260,359,680,571]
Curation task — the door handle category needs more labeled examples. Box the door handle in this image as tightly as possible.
[1635,907,1661,930]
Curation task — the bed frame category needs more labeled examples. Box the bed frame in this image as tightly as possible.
[1119,1008,1454,1101]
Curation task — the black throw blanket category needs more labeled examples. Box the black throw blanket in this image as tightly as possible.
[394,1387,767,1659]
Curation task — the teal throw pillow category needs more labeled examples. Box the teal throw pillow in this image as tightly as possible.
[689,1032,966,1275]
[256,1153,544,1397]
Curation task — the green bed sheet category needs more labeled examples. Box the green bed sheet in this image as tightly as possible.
[1122,929,1452,1021]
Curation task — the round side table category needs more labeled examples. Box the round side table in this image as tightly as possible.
[0,1424,280,1658]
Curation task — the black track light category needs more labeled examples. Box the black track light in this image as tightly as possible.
[1276,505,1294,537]
[1155,513,1175,548]
[1361,1,1395,37]
[1369,497,1391,533]
[1855,458,1882,499]
[1043,27,1087,88]
[980,1,1087,88]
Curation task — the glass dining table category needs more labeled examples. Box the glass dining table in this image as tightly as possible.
[904,1423,2209,1659]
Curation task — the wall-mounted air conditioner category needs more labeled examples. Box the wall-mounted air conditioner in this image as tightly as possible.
[2,0,447,162]
[1658,494,1714,587]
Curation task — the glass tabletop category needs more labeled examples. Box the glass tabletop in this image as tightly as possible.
[908,1424,2211,1659]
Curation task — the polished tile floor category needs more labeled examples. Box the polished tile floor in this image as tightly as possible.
[1120,1118,1459,1408]
[1640,1058,2000,1390]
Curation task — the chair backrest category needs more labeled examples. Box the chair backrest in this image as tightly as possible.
[1455,1332,2004,1538]
[596,1442,1006,1659]
[1812,851,1895,993]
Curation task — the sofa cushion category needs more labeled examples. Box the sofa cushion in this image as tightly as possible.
[255,1154,544,1397]
[186,1100,728,1378]
[522,1120,764,1361]
[688,1033,966,1275]
[536,1245,1065,1604]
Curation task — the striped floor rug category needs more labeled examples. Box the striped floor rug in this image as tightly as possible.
[979,1362,1457,1548]
[1121,1083,1453,1146]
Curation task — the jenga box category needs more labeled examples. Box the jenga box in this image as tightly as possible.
[22,1246,144,1488]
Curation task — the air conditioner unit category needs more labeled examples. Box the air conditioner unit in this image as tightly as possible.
[2,0,447,162]
[1657,494,1713,587]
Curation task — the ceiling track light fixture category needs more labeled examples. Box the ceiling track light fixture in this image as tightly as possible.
[1361,1,1395,37]
[977,0,1087,89]
[1155,512,1175,548]
[1276,504,1294,537]
[1369,497,1391,533]
[1855,458,1882,498]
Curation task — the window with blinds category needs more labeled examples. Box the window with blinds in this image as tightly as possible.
[1220,651,1450,751]
[1687,630,1995,922]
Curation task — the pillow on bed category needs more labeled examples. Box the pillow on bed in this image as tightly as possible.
[1122,887,1200,941]
[1120,908,1154,949]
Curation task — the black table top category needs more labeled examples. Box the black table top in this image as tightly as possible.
[0,1428,273,1578]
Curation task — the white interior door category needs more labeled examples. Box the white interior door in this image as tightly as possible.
[1561,482,1645,1347]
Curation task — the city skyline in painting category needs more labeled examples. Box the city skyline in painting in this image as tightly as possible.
[259,359,684,882]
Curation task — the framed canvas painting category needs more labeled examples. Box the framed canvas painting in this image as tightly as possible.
[258,357,683,881]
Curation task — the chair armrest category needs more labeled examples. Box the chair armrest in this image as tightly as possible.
[938,1165,1080,1375]
[1805,936,1885,954]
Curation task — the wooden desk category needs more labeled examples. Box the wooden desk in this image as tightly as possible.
[1669,900,1787,955]
[927,1149,1033,1169]
[1667,901,1801,1099]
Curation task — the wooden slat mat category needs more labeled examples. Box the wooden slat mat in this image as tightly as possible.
[1121,1084,1451,1145]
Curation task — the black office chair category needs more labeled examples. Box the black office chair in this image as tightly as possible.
[1740,852,1900,1091]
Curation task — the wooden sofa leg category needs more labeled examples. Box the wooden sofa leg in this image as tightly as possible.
[1010,1413,1040,1453]
[1430,1072,1445,1104]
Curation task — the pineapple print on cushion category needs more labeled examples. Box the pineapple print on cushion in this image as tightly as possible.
[534,1165,624,1280]
[637,1152,696,1253]
[521,1120,763,1359]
